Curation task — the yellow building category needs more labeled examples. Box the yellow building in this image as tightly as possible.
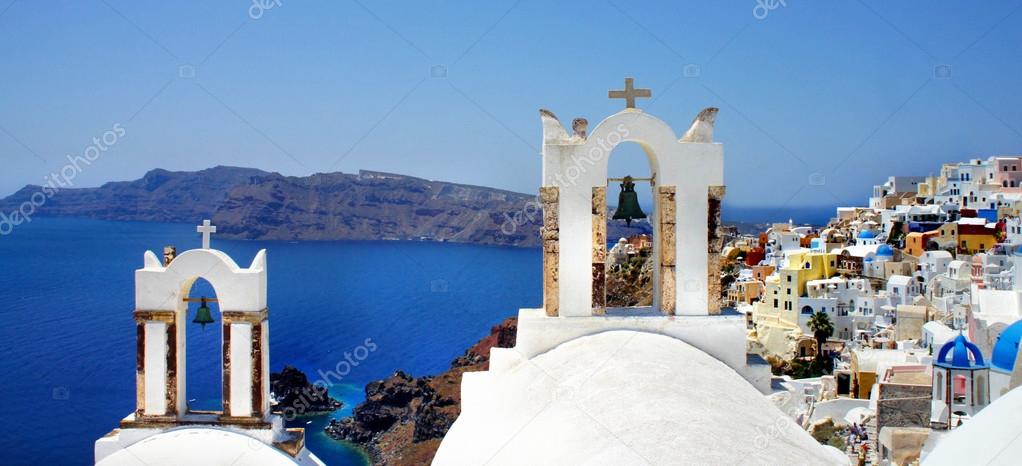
[753,251,839,332]
[958,222,998,254]
[917,176,939,198]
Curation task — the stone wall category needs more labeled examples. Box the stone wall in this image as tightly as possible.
[658,186,676,315]
[540,187,559,317]
[876,382,932,451]
[591,187,606,315]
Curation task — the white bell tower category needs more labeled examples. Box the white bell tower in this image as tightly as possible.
[95,220,320,464]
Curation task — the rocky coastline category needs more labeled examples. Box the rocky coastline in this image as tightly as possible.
[270,365,344,417]
[326,317,517,466]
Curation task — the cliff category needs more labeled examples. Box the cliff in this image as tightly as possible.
[0,166,651,247]
[326,317,517,466]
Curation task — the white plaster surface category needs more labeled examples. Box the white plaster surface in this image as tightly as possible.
[136,248,267,312]
[230,322,253,417]
[435,330,846,465]
[511,308,766,388]
[143,321,167,415]
[541,109,723,316]
[95,426,323,465]
[923,385,1022,465]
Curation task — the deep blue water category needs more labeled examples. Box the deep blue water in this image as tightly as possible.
[0,218,540,465]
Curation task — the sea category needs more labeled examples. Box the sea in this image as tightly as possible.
[0,217,540,466]
[0,205,832,465]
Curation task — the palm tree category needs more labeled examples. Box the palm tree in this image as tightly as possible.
[807,311,834,362]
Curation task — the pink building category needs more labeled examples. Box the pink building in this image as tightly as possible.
[992,157,1022,188]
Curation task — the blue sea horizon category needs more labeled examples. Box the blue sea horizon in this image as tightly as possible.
[0,205,829,464]
[0,217,540,465]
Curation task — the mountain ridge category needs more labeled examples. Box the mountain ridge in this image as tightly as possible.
[0,166,652,247]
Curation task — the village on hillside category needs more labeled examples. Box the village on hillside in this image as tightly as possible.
[720,156,1022,463]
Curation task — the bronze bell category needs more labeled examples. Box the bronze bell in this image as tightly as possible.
[192,297,215,328]
[612,176,647,226]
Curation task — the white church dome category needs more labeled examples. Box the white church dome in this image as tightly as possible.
[434,331,846,465]
[96,427,319,466]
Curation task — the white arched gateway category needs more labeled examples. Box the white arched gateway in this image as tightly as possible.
[96,221,321,465]
[539,91,724,317]
[436,81,784,466]
[133,246,270,420]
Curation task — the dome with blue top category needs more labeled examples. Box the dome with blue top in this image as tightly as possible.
[877,244,894,256]
[1014,244,1022,256]
[936,334,988,369]
[992,320,1022,372]
[858,230,876,239]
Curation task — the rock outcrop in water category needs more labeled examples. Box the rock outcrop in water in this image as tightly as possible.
[326,317,517,466]
[0,166,651,247]
[270,366,343,416]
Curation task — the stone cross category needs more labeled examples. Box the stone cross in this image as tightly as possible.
[608,77,651,109]
[197,219,217,249]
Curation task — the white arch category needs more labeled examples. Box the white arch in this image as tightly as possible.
[134,248,269,418]
[136,248,267,312]
[541,109,723,316]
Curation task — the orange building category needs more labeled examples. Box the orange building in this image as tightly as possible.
[904,230,939,257]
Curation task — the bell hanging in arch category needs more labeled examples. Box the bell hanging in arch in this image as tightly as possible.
[612,176,647,226]
[192,297,215,328]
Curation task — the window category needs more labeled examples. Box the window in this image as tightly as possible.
[935,372,944,401]
[801,306,814,315]
[787,275,792,282]
[773,299,779,308]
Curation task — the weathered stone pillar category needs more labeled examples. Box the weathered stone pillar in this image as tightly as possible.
[540,187,560,317]
[658,186,677,315]
[707,185,726,315]
[132,310,176,420]
[221,317,232,416]
[592,186,607,315]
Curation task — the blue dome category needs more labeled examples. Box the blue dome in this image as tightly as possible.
[936,334,987,369]
[858,230,876,239]
[877,245,894,256]
[863,257,874,262]
[1014,244,1022,256]
[992,320,1022,371]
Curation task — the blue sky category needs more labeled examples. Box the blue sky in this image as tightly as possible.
[1,0,1021,207]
